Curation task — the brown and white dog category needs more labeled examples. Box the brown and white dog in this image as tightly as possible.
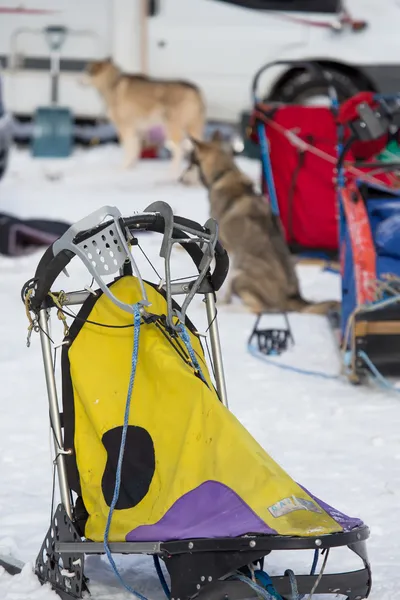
[182,132,339,315]
[84,58,206,177]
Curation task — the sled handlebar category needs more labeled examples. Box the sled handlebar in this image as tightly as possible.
[251,60,336,104]
[26,207,229,311]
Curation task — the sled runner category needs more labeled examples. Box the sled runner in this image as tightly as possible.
[22,203,371,600]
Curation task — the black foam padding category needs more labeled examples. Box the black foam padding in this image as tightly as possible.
[101,425,155,510]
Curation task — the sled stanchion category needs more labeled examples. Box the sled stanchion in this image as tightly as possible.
[38,308,72,519]
[205,292,229,408]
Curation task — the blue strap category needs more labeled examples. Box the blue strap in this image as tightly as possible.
[177,322,207,384]
[153,555,170,599]
[310,549,319,575]
[103,303,148,600]
[258,122,280,216]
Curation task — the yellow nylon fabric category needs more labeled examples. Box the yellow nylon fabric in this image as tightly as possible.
[67,276,343,542]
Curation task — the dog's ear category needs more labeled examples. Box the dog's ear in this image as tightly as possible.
[86,60,105,75]
[87,57,113,75]
[188,136,209,155]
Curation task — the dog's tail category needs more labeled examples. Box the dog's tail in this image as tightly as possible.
[185,89,206,142]
[286,296,340,315]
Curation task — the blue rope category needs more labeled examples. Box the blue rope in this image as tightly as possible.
[248,343,339,381]
[153,555,170,599]
[254,570,283,600]
[102,313,207,599]
[252,339,400,393]
[284,570,300,600]
[250,331,400,389]
[364,294,400,311]
[230,572,278,600]
[177,322,207,383]
[344,295,400,392]
[103,303,148,600]
[358,350,400,394]
[255,556,318,600]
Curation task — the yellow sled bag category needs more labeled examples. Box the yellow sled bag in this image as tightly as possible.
[22,203,371,600]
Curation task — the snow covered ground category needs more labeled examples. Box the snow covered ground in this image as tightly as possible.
[0,145,400,599]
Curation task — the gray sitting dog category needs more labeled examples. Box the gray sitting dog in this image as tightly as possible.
[181,132,339,314]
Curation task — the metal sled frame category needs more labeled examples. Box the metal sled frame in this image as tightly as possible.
[23,203,371,600]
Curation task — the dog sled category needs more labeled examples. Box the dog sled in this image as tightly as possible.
[335,95,400,383]
[247,61,399,260]
[21,202,371,600]
[248,60,400,386]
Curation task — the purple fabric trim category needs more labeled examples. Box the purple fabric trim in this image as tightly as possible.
[299,484,363,531]
[125,481,363,542]
[126,480,277,542]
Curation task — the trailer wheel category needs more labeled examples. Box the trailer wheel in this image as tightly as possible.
[275,67,368,106]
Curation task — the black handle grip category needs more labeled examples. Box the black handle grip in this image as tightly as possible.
[25,212,229,310]
[28,246,74,311]
[174,215,208,232]
[210,243,229,292]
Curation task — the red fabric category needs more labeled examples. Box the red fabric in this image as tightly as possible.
[254,104,394,252]
[338,92,388,160]
[261,106,339,251]
[140,146,159,159]
[341,183,377,305]
[337,92,377,125]
[350,135,388,161]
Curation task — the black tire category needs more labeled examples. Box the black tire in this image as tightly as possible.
[275,67,367,105]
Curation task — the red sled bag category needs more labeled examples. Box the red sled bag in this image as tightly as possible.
[258,105,339,254]
[251,94,391,255]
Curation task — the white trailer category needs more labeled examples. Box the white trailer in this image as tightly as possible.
[1,0,400,125]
